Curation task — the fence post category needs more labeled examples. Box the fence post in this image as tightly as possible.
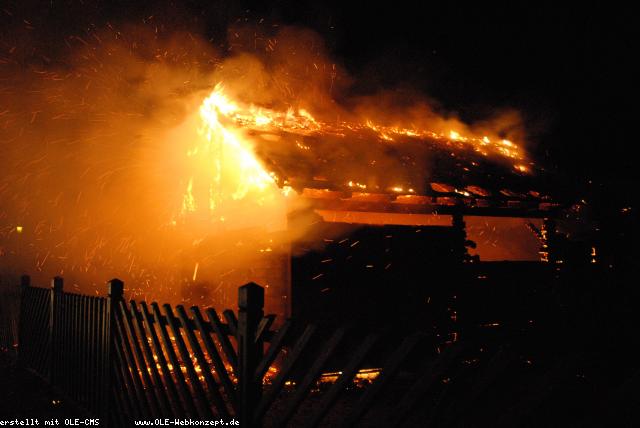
[49,276,63,384]
[237,283,265,427]
[104,278,124,424]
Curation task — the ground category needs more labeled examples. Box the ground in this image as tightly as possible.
[0,353,85,420]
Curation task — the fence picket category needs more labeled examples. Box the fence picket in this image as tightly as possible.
[254,319,291,382]
[114,303,153,418]
[307,333,379,428]
[255,315,276,343]
[223,309,238,336]
[129,301,174,419]
[164,304,213,419]
[140,301,186,418]
[206,308,238,371]
[176,305,230,418]
[80,295,88,404]
[254,325,317,423]
[191,306,237,412]
[152,302,200,418]
[112,334,143,419]
[110,365,131,426]
[276,327,346,427]
[342,333,424,427]
[119,301,162,416]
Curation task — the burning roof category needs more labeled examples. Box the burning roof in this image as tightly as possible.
[193,85,561,219]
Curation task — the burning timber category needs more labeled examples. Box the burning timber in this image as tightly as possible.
[194,86,562,219]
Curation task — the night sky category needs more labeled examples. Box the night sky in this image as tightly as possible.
[271,3,639,183]
[3,2,639,198]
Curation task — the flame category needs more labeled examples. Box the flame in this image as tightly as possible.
[181,84,282,218]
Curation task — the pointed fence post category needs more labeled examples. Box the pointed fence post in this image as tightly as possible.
[49,276,63,384]
[237,283,265,427]
[104,278,124,424]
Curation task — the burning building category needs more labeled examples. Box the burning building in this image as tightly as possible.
[170,84,568,330]
[0,22,575,329]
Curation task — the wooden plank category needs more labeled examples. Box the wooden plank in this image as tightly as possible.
[86,296,94,407]
[176,305,230,418]
[65,293,73,398]
[152,302,199,418]
[24,288,43,373]
[99,296,109,418]
[130,309,215,333]
[27,288,47,374]
[104,291,115,420]
[254,325,317,423]
[130,301,174,419]
[110,364,132,424]
[164,304,214,419]
[72,293,80,400]
[306,333,379,428]
[112,332,143,419]
[75,295,83,402]
[49,290,64,386]
[75,294,83,400]
[140,301,186,419]
[38,288,51,376]
[255,315,276,343]
[222,310,238,337]
[341,333,424,427]
[254,320,291,383]
[88,297,97,412]
[93,297,103,413]
[111,352,131,415]
[305,196,557,218]
[275,327,346,427]
[17,287,33,367]
[206,308,238,372]
[120,301,162,416]
[114,303,153,418]
[190,306,237,414]
[49,287,59,387]
[60,293,69,394]
[81,295,88,404]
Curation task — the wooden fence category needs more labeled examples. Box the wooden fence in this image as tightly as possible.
[1,275,551,427]
[0,276,22,358]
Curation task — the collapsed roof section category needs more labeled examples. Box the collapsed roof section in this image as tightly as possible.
[248,125,562,218]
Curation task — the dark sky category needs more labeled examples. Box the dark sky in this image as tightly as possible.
[263,2,639,186]
[3,1,639,190]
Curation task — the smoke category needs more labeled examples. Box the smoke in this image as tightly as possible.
[349,89,527,144]
[0,23,294,309]
[1,12,531,310]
